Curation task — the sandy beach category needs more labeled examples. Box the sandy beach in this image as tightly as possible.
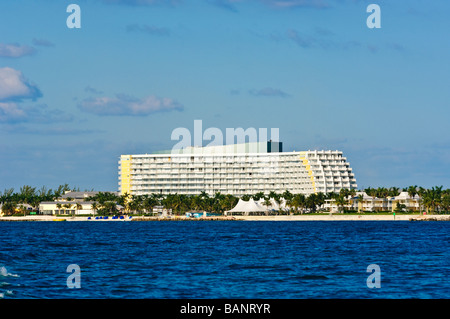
[237,214,450,221]
[1,214,449,222]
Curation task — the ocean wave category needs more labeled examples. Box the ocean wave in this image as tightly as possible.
[0,290,14,298]
[294,274,329,280]
[0,266,19,277]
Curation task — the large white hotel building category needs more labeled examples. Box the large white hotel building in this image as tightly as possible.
[118,141,357,197]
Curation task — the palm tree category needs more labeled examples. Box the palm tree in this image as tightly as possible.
[388,187,400,197]
[282,190,293,202]
[339,188,350,198]
[56,203,62,215]
[356,193,364,213]
[376,187,390,211]
[54,184,71,198]
[325,192,336,200]
[441,191,450,213]
[417,186,427,213]
[284,195,294,215]
[103,201,117,215]
[91,202,98,217]
[433,186,443,213]
[29,196,41,213]
[407,185,418,198]
[292,193,306,215]
[365,187,378,212]
[128,195,143,214]
[305,194,317,213]
[191,195,202,211]
[19,185,36,207]
[407,185,418,212]
[316,192,326,209]
[75,203,82,216]
[262,196,272,215]
[0,188,12,203]
[162,194,177,215]
[348,188,357,199]
[199,191,209,202]
[63,203,72,216]
[1,201,16,216]
[224,194,238,213]
[143,195,157,215]
[179,194,190,214]
[253,192,265,201]
[422,186,443,213]
[334,194,348,213]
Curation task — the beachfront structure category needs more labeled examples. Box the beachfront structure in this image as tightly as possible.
[59,191,100,201]
[225,198,289,216]
[39,201,96,215]
[38,191,120,215]
[325,191,422,212]
[39,191,98,215]
[118,141,357,197]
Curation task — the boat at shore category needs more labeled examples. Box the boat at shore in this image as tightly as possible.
[52,218,66,222]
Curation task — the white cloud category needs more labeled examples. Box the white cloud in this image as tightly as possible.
[126,24,171,36]
[78,93,184,116]
[0,102,27,122]
[85,85,104,94]
[259,0,329,9]
[0,43,36,58]
[0,67,42,101]
[0,102,73,124]
[249,87,290,97]
[101,0,181,6]
[32,38,55,47]
[208,0,329,11]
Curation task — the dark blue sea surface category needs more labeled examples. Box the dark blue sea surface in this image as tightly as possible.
[0,221,448,299]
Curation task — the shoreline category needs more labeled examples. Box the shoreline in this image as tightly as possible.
[0,214,449,222]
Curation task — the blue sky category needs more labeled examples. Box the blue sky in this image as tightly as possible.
[1,0,449,192]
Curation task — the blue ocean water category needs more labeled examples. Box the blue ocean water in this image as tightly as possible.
[0,221,448,299]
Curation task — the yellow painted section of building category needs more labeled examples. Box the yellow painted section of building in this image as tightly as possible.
[120,155,132,196]
[391,201,398,213]
[299,156,316,193]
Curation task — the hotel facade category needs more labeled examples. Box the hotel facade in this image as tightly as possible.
[118,142,357,197]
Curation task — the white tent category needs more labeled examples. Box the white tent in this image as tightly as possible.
[225,199,248,213]
[225,198,268,215]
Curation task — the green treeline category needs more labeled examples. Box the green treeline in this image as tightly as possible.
[1,185,450,216]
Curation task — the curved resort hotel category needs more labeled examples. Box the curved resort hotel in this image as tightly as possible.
[118,141,357,197]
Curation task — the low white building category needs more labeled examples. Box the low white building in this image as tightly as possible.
[325,191,422,212]
[38,191,121,215]
[39,201,96,215]
[391,191,421,211]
